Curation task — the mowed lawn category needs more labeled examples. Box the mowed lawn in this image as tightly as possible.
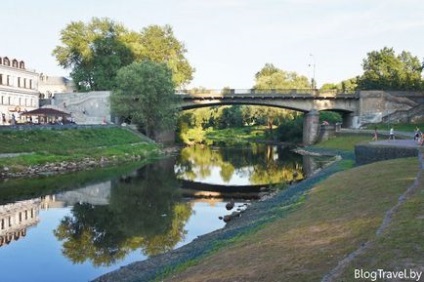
[0,127,159,169]
[164,156,422,281]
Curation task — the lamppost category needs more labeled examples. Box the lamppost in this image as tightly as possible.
[308,53,316,90]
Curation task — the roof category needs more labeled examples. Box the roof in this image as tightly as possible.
[21,107,71,117]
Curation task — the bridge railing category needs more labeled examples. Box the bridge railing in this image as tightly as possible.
[176,89,357,96]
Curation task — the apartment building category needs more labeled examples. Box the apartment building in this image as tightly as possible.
[0,56,39,124]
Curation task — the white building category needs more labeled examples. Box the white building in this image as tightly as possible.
[38,74,75,99]
[0,56,39,124]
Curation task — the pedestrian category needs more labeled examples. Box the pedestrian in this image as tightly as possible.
[388,127,395,141]
[414,127,420,141]
[372,126,378,141]
[420,131,424,146]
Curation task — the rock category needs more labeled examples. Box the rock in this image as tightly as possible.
[223,215,232,222]
[225,200,235,210]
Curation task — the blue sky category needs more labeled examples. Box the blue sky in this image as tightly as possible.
[2,0,423,88]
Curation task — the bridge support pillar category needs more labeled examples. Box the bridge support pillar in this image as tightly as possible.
[303,110,320,145]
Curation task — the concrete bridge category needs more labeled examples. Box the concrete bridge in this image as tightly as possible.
[51,89,424,145]
[178,89,359,145]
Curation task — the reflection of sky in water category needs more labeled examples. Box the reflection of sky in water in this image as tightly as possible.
[193,166,254,185]
[0,201,228,282]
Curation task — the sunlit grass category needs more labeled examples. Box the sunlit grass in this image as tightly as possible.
[205,126,270,143]
[314,134,372,151]
[0,127,159,171]
[0,127,143,154]
[163,158,421,281]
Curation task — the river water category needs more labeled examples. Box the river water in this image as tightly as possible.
[0,144,332,282]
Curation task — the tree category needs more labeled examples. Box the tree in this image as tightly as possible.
[110,61,180,138]
[253,63,309,133]
[254,63,310,90]
[70,34,135,91]
[136,25,194,87]
[52,18,132,91]
[357,47,423,90]
[53,18,194,90]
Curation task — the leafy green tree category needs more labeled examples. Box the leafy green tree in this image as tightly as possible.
[319,111,342,124]
[276,115,304,143]
[357,47,423,90]
[320,83,338,92]
[218,106,244,129]
[254,63,310,90]
[136,25,194,87]
[53,18,194,90]
[53,18,131,91]
[340,77,358,93]
[110,61,180,138]
[253,63,309,134]
[69,34,135,91]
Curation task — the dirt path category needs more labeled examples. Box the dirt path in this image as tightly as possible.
[321,150,424,281]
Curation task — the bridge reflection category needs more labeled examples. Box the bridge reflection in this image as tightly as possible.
[179,179,272,200]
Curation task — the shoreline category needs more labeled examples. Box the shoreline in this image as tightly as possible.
[93,148,350,282]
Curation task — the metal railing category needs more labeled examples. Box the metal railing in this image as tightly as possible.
[176,89,357,96]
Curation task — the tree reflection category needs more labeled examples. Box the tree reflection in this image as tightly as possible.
[54,158,193,266]
[175,144,304,186]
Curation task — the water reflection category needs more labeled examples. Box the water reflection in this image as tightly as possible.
[175,144,305,186]
[0,199,40,247]
[0,144,336,281]
[54,159,193,266]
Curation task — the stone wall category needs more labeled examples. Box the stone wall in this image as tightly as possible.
[355,144,418,165]
[52,91,111,124]
[358,91,419,124]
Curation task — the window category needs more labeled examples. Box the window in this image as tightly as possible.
[7,75,10,86]
[17,77,21,88]
[12,59,18,68]
[0,74,2,85]
[3,57,10,66]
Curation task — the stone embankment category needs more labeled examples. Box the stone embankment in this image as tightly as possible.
[0,154,147,179]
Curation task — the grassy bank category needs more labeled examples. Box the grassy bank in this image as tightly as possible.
[157,135,423,281]
[0,127,160,173]
[200,126,269,144]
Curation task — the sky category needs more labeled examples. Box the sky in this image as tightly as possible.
[2,0,424,89]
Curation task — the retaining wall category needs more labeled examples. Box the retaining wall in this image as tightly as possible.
[355,144,419,165]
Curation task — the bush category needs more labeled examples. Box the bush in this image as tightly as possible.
[277,116,304,143]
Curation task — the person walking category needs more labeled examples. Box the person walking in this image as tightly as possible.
[414,127,420,141]
[372,126,378,141]
[388,127,395,141]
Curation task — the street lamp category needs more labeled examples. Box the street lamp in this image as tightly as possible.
[308,53,316,90]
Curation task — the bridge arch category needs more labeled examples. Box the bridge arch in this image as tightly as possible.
[177,93,359,145]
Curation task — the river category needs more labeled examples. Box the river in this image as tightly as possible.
[0,144,333,282]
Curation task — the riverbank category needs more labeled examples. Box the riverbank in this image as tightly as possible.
[94,133,424,282]
[0,126,162,179]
